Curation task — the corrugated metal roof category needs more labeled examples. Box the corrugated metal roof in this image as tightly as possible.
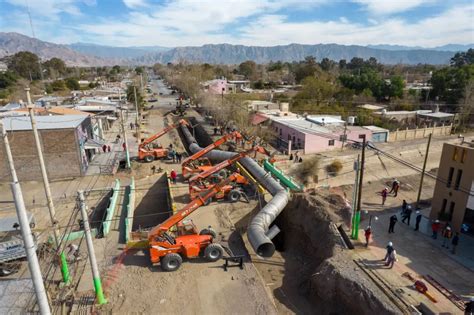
[2,115,87,131]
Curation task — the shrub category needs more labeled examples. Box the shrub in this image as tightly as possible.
[326,159,343,176]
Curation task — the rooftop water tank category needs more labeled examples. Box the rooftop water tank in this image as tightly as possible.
[347,116,356,125]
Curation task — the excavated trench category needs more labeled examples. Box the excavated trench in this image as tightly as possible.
[272,193,398,314]
[178,117,399,314]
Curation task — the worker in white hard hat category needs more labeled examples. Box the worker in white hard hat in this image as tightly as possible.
[383,242,394,263]
[414,210,422,231]
[432,219,441,239]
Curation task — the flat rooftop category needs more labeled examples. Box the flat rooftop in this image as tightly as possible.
[2,115,87,131]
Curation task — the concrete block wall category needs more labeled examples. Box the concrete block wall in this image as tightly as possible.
[0,129,82,182]
[388,124,452,142]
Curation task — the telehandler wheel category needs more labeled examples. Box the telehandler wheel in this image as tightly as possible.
[228,189,241,203]
[199,228,217,239]
[144,155,154,163]
[204,244,223,262]
[161,253,182,272]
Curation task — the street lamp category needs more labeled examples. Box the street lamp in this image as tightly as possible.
[364,210,378,226]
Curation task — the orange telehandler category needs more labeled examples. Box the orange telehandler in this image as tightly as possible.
[138,119,189,162]
[188,146,271,202]
[148,174,239,271]
[181,131,243,179]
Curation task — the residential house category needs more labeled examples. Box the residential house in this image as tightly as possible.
[429,142,474,234]
[0,115,97,181]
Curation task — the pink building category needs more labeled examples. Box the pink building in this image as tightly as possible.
[204,79,228,94]
[270,117,373,154]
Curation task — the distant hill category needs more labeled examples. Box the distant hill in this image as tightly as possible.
[68,42,171,59]
[368,44,474,52]
[134,43,456,65]
[0,32,114,66]
[0,32,467,66]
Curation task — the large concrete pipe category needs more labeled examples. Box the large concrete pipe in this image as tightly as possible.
[181,124,288,257]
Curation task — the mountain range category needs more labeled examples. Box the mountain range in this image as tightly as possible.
[1,32,472,67]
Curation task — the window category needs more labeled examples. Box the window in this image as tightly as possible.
[441,199,447,213]
[453,147,458,161]
[462,149,467,163]
[339,134,347,141]
[328,139,335,146]
[447,167,454,187]
[449,202,455,220]
[279,128,282,135]
[455,169,463,190]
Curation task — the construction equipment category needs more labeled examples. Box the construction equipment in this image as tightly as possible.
[181,131,243,179]
[188,146,270,202]
[138,119,189,162]
[148,174,239,271]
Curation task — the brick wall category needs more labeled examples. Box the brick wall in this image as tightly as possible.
[0,128,82,182]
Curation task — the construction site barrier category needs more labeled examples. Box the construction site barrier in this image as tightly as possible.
[388,124,452,142]
[102,179,121,236]
[166,171,177,213]
[124,177,135,244]
[262,159,304,192]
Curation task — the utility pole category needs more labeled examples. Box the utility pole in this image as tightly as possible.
[1,121,51,315]
[77,191,107,305]
[416,133,432,209]
[26,88,60,247]
[341,122,347,151]
[350,155,360,239]
[133,86,141,144]
[353,135,366,240]
[119,108,131,169]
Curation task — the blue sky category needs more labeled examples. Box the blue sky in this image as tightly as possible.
[0,0,473,47]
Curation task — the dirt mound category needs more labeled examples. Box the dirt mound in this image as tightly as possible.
[274,193,398,314]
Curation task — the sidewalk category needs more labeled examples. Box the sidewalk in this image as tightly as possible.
[352,211,473,314]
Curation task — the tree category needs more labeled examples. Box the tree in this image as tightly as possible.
[65,78,80,90]
[126,85,144,107]
[450,49,474,67]
[430,64,474,105]
[50,80,66,91]
[0,71,18,89]
[6,51,41,80]
[293,76,335,106]
[43,57,66,78]
[135,66,144,75]
[238,60,257,80]
[320,58,334,71]
[339,59,347,70]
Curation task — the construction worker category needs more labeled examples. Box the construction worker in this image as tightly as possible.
[386,249,397,268]
[465,297,474,315]
[170,169,177,184]
[383,242,394,262]
[401,205,412,225]
[364,226,372,247]
[451,232,459,254]
[388,214,398,233]
[389,178,400,196]
[381,187,388,205]
[441,226,453,249]
[414,210,422,231]
[431,220,441,239]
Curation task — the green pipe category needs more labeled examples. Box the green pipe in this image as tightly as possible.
[263,160,304,191]
[93,276,107,305]
[60,252,70,284]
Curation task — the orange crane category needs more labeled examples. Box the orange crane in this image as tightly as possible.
[148,174,239,271]
[188,146,270,202]
[181,131,243,179]
[138,119,189,162]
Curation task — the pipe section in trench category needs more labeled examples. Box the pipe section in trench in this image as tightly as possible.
[181,124,289,257]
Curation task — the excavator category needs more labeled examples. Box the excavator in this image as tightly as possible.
[138,119,189,162]
[181,131,243,179]
[148,174,239,271]
[188,146,271,202]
